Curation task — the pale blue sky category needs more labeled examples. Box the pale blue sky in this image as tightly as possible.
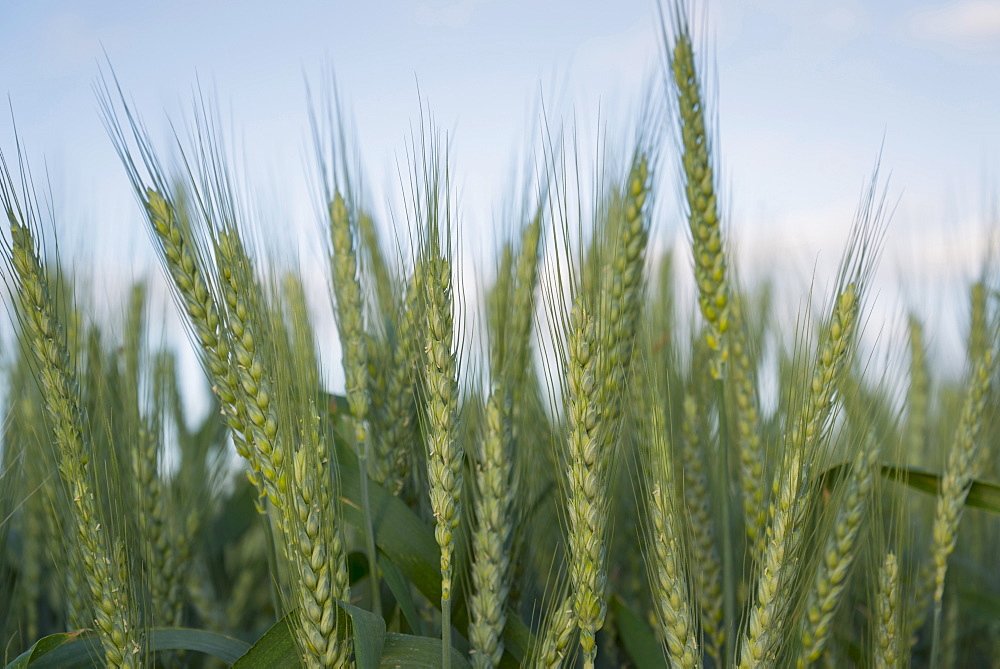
[1,0,998,389]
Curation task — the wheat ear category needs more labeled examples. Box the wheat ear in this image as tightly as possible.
[328,191,380,614]
[469,389,516,668]
[534,591,579,669]
[928,345,994,664]
[143,190,266,505]
[4,213,139,667]
[739,284,858,668]
[213,227,287,512]
[874,551,900,669]
[381,267,424,495]
[798,439,878,665]
[641,391,700,669]
[290,404,352,667]
[419,232,464,667]
[731,298,768,563]
[669,26,729,380]
[679,393,725,662]
[562,297,609,669]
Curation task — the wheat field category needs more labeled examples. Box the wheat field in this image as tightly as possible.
[0,4,998,668]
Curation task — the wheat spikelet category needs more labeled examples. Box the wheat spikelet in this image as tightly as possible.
[534,592,578,668]
[874,551,900,669]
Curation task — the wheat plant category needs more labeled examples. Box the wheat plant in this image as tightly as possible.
[0,3,998,668]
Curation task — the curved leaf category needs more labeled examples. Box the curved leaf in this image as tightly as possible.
[610,595,663,669]
[148,628,250,663]
[821,463,1000,514]
[379,633,471,668]
[232,599,386,669]
[5,631,93,669]
[879,465,1000,513]
[338,598,386,669]
[7,628,251,668]
[231,613,301,669]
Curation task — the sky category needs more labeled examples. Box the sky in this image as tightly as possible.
[1,0,998,401]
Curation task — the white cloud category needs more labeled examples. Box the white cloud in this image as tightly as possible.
[907,1,1000,48]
